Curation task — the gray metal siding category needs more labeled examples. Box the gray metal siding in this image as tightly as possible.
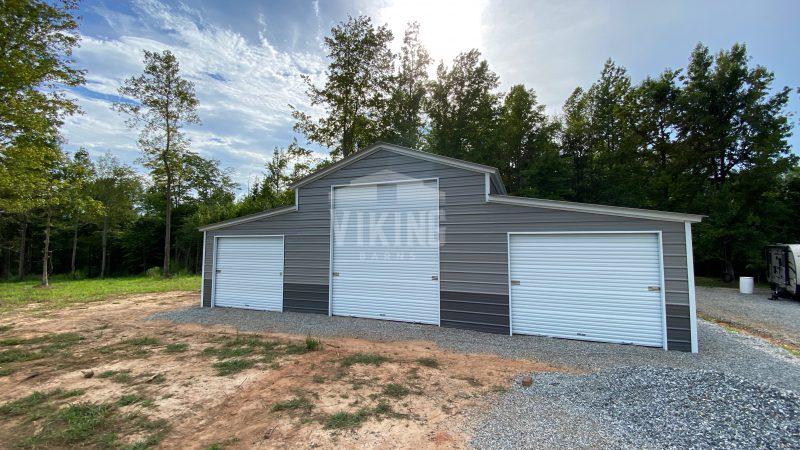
[201,147,693,351]
[440,200,691,350]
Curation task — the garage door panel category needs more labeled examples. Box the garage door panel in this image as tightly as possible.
[510,233,665,347]
[214,236,284,311]
[332,181,439,325]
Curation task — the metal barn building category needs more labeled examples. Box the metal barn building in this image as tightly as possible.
[199,143,703,352]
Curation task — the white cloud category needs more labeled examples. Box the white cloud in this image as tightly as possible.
[62,0,327,192]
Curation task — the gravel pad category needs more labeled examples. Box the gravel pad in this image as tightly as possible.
[470,367,800,450]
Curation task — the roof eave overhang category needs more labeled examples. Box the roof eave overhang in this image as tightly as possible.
[198,205,297,232]
[487,195,704,223]
[289,142,507,194]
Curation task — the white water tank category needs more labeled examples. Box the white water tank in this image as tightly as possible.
[739,277,754,294]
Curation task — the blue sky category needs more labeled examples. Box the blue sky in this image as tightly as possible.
[63,0,800,192]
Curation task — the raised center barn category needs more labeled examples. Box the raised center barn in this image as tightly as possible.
[200,143,702,352]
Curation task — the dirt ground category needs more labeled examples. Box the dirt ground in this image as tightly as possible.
[0,292,563,449]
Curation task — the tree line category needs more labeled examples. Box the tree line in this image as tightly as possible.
[1,4,797,283]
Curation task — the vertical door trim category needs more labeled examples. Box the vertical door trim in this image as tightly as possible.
[200,230,206,307]
[507,230,667,349]
[211,235,285,310]
[329,178,440,325]
[685,222,699,353]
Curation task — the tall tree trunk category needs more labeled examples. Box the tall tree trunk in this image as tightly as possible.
[41,212,51,286]
[70,222,78,277]
[163,190,172,277]
[100,215,109,278]
[3,245,11,278]
[17,220,27,278]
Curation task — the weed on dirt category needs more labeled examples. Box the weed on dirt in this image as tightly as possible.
[164,343,188,353]
[0,388,169,448]
[340,353,390,367]
[271,396,314,413]
[213,358,254,376]
[382,383,410,399]
[416,357,439,368]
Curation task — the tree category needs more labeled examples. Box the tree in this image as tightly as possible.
[0,0,84,278]
[62,149,101,277]
[425,50,500,163]
[677,44,795,280]
[91,154,142,278]
[559,87,593,202]
[629,70,682,210]
[292,15,394,159]
[0,0,84,148]
[380,22,431,148]
[114,50,200,277]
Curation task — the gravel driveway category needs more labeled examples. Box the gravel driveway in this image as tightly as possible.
[150,306,800,391]
[150,306,800,448]
[698,286,800,346]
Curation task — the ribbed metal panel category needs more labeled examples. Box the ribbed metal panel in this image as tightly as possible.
[213,236,284,311]
[331,180,439,324]
[509,233,665,347]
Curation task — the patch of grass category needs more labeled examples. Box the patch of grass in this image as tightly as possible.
[781,343,800,357]
[0,389,85,421]
[117,394,148,407]
[0,337,25,346]
[271,396,314,412]
[213,358,254,376]
[0,348,40,363]
[382,383,410,399]
[325,410,368,429]
[416,357,439,368]
[98,370,116,378]
[305,337,321,351]
[340,353,390,367]
[283,343,308,355]
[164,343,188,353]
[0,274,200,313]
[0,332,83,363]
[312,375,325,383]
[324,401,407,430]
[0,324,13,333]
[124,336,161,346]
[0,367,14,376]
[29,405,167,449]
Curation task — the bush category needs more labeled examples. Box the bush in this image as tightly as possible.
[304,337,321,351]
[145,267,162,279]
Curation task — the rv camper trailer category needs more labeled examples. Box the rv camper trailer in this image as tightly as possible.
[766,244,800,299]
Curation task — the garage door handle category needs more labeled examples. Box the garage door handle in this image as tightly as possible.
[215,269,222,273]
[511,280,520,285]
[332,272,339,277]
[431,275,438,281]
[647,286,660,291]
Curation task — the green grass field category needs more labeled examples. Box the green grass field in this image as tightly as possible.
[0,275,200,312]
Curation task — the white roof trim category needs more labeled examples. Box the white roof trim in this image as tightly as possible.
[198,205,297,231]
[290,142,507,195]
[487,195,704,223]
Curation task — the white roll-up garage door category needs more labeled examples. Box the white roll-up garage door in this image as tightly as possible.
[331,180,440,324]
[213,236,284,311]
[509,232,666,347]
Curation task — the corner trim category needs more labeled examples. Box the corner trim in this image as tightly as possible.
[685,222,699,353]
[488,195,704,223]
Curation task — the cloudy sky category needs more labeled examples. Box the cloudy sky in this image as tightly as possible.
[63,0,800,192]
